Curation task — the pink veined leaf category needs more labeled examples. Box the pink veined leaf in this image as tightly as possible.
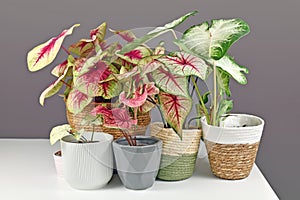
[145,82,159,95]
[75,60,111,96]
[73,57,87,83]
[91,106,137,129]
[51,60,68,77]
[68,39,95,57]
[39,65,70,106]
[119,83,159,108]
[159,52,211,80]
[119,89,148,108]
[98,79,121,99]
[138,56,163,77]
[66,89,93,114]
[27,24,80,72]
[153,66,189,97]
[109,29,136,42]
[90,22,107,42]
[138,99,155,114]
[116,46,151,65]
[159,91,192,137]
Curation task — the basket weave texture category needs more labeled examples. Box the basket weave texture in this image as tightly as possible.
[66,102,151,140]
[205,140,260,180]
[150,122,201,181]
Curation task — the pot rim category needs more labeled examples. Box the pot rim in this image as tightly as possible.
[150,122,201,131]
[113,135,162,149]
[201,113,264,130]
[61,132,113,145]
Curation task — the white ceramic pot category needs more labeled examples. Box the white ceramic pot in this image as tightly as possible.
[53,151,63,178]
[61,132,113,189]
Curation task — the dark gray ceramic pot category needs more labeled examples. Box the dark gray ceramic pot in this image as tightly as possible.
[113,136,162,190]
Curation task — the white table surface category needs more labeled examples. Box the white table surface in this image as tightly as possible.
[0,139,279,200]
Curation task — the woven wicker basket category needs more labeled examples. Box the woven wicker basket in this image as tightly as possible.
[66,102,151,140]
[201,114,264,180]
[205,140,260,180]
[150,122,201,181]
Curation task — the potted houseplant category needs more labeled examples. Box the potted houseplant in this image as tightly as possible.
[173,18,265,180]
[26,22,152,139]
[91,105,162,190]
[49,123,114,189]
[116,11,203,181]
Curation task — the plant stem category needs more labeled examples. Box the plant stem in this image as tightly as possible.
[60,80,72,88]
[61,45,70,55]
[156,95,168,128]
[91,124,94,142]
[212,61,217,126]
[191,76,210,124]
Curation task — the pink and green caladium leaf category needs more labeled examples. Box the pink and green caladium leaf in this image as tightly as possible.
[66,89,93,114]
[27,24,80,72]
[119,11,198,54]
[138,55,163,77]
[68,39,95,57]
[153,67,189,97]
[39,64,71,106]
[90,22,107,42]
[51,60,68,77]
[116,46,152,65]
[109,29,136,42]
[159,52,211,80]
[75,60,110,96]
[159,91,192,137]
[119,83,159,108]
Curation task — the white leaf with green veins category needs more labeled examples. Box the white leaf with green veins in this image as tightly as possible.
[49,124,72,145]
[175,18,250,60]
[215,55,248,84]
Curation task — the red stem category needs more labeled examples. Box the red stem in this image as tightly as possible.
[62,45,70,55]
[60,80,71,88]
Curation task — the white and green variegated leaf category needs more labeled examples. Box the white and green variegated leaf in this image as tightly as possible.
[175,18,250,60]
[49,124,72,145]
[215,55,248,84]
[216,99,233,126]
[217,67,231,97]
[119,11,198,54]
[159,52,211,80]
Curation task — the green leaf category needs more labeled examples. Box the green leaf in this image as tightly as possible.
[202,91,210,104]
[49,124,72,145]
[215,55,248,84]
[175,18,250,60]
[216,99,233,125]
[119,11,198,54]
[217,67,231,97]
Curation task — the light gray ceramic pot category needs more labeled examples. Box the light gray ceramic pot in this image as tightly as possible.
[113,136,162,190]
[61,132,113,190]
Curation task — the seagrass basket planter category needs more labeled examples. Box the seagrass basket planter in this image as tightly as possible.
[66,102,151,140]
[201,114,265,180]
[150,122,201,181]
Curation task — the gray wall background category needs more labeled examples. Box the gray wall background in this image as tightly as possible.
[1,0,299,198]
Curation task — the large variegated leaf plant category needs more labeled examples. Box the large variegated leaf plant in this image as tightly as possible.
[174,18,250,126]
[115,11,251,137]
